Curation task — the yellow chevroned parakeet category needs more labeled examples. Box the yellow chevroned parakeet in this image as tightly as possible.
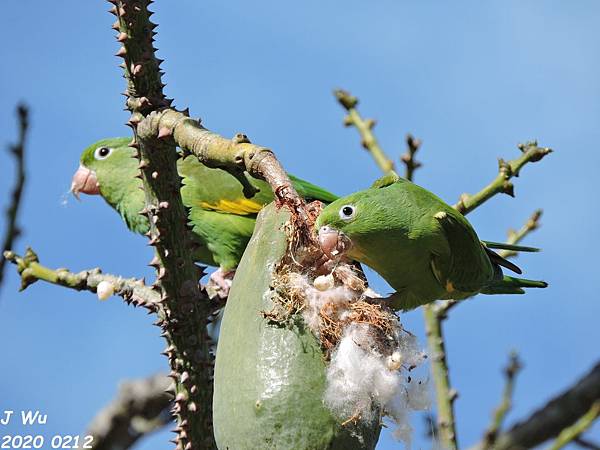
[316,173,547,310]
[71,137,338,294]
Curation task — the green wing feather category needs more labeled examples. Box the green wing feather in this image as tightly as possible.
[179,156,337,215]
[482,241,540,252]
[177,155,337,269]
[432,210,497,294]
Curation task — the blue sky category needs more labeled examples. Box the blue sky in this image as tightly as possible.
[1,1,599,448]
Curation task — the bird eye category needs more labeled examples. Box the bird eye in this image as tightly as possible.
[339,204,356,221]
[94,147,112,160]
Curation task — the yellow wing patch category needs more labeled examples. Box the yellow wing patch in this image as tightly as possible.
[199,198,264,215]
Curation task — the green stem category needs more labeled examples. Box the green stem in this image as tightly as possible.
[3,248,159,308]
[482,352,522,448]
[454,143,552,215]
[548,402,600,450]
[498,209,542,259]
[423,304,458,449]
[334,89,396,174]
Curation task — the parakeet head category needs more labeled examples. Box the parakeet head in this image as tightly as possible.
[316,186,392,261]
[71,137,148,233]
[71,137,137,200]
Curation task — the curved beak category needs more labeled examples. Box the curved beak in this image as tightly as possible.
[71,165,100,200]
[318,225,352,259]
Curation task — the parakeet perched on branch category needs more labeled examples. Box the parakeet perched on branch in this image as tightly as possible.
[316,173,547,310]
[71,137,338,294]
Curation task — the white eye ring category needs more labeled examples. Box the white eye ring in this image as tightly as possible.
[94,147,113,160]
[339,204,356,221]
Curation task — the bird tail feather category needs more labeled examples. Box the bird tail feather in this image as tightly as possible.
[482,241,540,252]
[481,275,548,295]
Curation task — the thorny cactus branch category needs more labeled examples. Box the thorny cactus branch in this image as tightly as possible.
[548,402,600,450]
[0,104,28,294]
[111,1,215,448]
[401,134,422,182]
[85,374,173,450]
[498,209,543,259]
[3,248,159,309]
[454,142,552,215]
[469,360,600,450]
[482,352,522,449]
[334,89,396,174]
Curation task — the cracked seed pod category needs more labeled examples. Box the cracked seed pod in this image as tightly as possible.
[213,204,381,450]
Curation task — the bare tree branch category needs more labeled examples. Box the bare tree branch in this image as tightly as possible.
[0,104,28,293]
[3,248,159,309]
[401,134,422,182]
[548,401,600,450]
[85,374,173,450]
[469,360,600,450]
[574,437,600,450]
[454,143,552,215]
[334,89,396,174]
[498,209,543,259]
[482,352,522,448]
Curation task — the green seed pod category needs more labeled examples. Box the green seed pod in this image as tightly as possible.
[213,204,380,450]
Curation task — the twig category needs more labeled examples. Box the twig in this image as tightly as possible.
[454,142,552,215]
[423,303,459,449]
[0,104,28,293]
[469,360,600,450]
[548,402,600,450]
[85,374,173,450]
[498,209,543,259]
[482,352,522,448]
[401,134,422,182]
[3,248,159,309]
[574,437,600,450]
[334,89,396,174]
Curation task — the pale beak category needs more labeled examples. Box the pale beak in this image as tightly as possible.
[70,165,100,200]
[318,225,352,259]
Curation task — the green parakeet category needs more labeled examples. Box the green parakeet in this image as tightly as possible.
[71,137,337,292]
[316,173,547,310]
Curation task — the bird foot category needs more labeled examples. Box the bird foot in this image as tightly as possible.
[206,269,235,299]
